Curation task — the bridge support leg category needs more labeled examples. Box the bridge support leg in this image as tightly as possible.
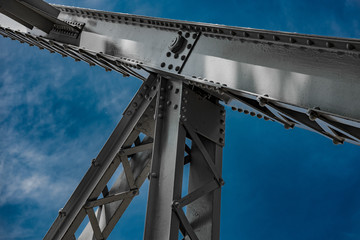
[144,77,225,240]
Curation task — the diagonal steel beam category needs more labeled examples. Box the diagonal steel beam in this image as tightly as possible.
[44,74,159,240]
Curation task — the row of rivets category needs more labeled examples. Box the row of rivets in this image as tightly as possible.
[219,109,226,144]
[57,7,359,53]
[231,106,264,119]
[203,31,358,53]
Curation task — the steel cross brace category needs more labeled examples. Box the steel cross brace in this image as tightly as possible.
[44,74,158,240]
[44,73,226,240]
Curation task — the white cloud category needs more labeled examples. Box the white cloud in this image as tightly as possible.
[0,225,34,240]
[0,129,75,207]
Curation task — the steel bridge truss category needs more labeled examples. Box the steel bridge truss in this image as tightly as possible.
[1,6,360,146]
[43,74,225,240]
[1,1,360,239]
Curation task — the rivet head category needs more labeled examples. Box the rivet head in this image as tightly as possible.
[91,158,99,166]
[181,115,187,122]
[150,172,158,178]
[219,178,225,186]
[173,201,180,208]
[346,43,355,50]
[326,42,334,48]
[333,138,344,145]
[58,208,66,217]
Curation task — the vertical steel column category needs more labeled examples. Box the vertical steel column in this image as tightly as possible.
[182,88,225,240]
[144,79,225,240]
[144,78,187,240]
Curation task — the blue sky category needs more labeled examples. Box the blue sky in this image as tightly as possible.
[1,0,360,239]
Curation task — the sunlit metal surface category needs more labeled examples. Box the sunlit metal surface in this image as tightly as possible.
[1,1,360,239]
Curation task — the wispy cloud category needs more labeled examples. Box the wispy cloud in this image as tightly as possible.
[0,36,138,238]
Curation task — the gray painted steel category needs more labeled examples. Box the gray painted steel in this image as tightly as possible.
[144,79,187,239]
[1,0,360,239]
[1,4,359,145]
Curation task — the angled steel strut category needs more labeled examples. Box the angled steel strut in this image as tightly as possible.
[1,0,360,239]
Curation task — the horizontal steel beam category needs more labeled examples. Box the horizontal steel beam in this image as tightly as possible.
[1,4,360,145]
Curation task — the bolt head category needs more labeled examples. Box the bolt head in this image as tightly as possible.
[169,34,186,53]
